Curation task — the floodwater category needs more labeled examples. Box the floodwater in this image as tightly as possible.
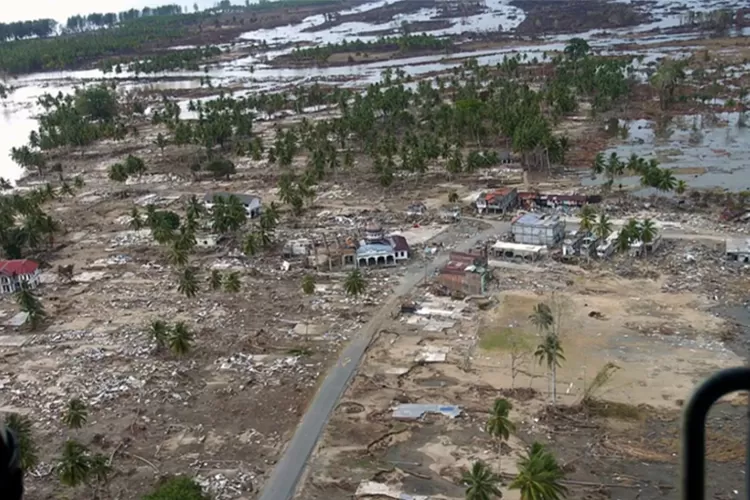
[582,112,750,193]
[0,0,745,182]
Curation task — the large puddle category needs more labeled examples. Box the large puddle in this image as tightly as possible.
[583,112,750,193]
[0,0,743,182]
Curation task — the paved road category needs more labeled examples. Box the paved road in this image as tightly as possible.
[257,222,501,500]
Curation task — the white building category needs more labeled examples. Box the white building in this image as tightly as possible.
[203,192,262,218]
[0,260,41,295]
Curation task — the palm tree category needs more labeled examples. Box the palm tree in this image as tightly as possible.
[486,398,515,473]
[578,205,596,233]
[63,398,88,429]
[148,319,168,350]
[462,461,502,500]
[344,269,366,296]
[5,413,38,471]
[223,271,241,293]
[510,442,568,500]
[448,191,459,203]
[638,219,658,256]
[57,439,91,487]
[675,179,688,195]
[73,176,85,189]
[209,270,222,291]
[301,274,315,295]
[593,214,613,241]
[655,169,677,192]
[535,334,565,404]
[14,284,46,330]
[177,267,199,298]
[529,302,553,334]
[169,321,193,356]
[590,152,605,177]
[243,232,258,256]
[186,195,205,220]
[129,207,143,230]
[108,163,128,183]
[168,241,189,267]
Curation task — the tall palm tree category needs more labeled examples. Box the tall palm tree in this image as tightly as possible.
[5,413,38,471]
[168,241,189,267]
[463,461,502,500]
[344,269,366,296]
[177,267,199,298]
[590,152,605,177]
[186,195,205,220]
[535,334,565,404]
[169,322,193,356]
[578,205,596,234]
[63,398,88,429]
[510,443,567,500]
[675,179,688,195]
[486,398,515,473]
[243,232,258,256]
[129,207,142,230]
[529,302,553,334]
[593,214,613,241]
[638,219,658,256]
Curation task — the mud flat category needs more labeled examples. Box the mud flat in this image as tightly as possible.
[510,0,651,35]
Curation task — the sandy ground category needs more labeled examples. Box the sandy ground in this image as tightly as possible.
[297,253,746,500]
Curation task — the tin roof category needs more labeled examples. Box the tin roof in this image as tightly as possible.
[0,260,39,276]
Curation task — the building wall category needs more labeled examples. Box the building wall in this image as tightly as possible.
[437,271,487,295]
[512,221,565,246]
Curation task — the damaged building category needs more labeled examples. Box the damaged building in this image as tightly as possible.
[511,213,565,247]
[475,188,518,214]
[436,251,491,295]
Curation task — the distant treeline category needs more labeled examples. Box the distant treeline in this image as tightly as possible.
[64,5,184,32]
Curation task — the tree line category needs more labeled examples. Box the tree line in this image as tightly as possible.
[99,46,223,75]
[288,33,454,63]
[0,19,57,42]
[65,4,184,33]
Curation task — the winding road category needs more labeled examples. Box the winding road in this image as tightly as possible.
[257,216,730,500]
[257,221,504,500]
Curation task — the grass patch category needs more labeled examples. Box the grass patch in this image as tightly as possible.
[479,327,534,351]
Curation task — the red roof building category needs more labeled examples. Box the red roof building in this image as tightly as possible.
[0,260,40,295]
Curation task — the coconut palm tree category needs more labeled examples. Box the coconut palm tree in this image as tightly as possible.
[177,267,199,298]
[57,439,91,487]
[511,442,567,500]
[578,205,596,233]
[223,271,241,293]
[243,232,258,256]
[593,214,613,241]
[535,333,565,404]
[590,152,605,177]
[675,179,688,195]
[529,302,553,334]
[169,321,193,356]
[108,163,128,183]
[14,284,46,330]
[462,461,502,500]
[148,319,168,350]
[655,169,677,192]
[73,176,85,189]
[209,270,222,291]
[168,241,189,267]
[344,269,366,296]
[63,398,88,430]
[129,207,142,230]
[5,413,38,471]
[486,398,515,473]
[448,191,459,203]
[638,219,658,256]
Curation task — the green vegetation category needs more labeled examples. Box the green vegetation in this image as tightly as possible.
[63,398,88,429]
[143,476,209,500]
[463,461,502,499]
[145,320,194,356]
[510,442,568,500]
[4,413,38,471]
[290,33,453,63]
[344,269,366,296]
[0,19,57,41]
[99,46,223,75]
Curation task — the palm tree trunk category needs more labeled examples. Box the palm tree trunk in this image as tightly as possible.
[552,363,557,404]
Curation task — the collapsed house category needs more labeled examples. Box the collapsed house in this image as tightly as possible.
[726,238,750,263]
[475,188,518,214]
[203,192,262,218]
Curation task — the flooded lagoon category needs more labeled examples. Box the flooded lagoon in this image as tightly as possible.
[583,112,750,193]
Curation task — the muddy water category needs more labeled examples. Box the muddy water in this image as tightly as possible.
[582,112,750,193]
[0,0,743,182]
